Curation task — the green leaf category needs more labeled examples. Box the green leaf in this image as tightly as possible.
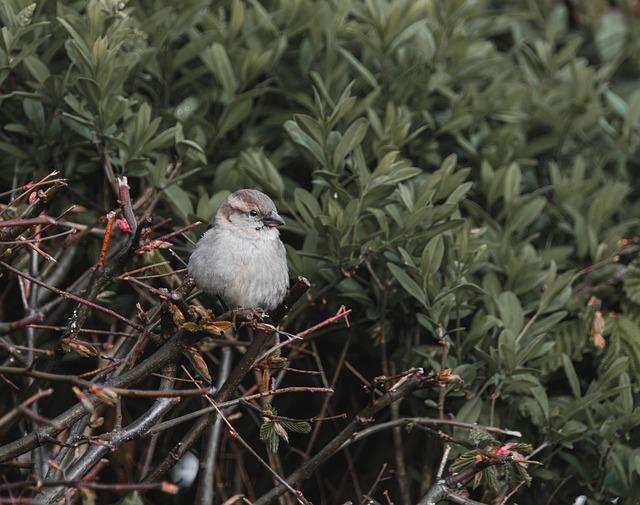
[23,55,49,84]
[279,419,311,433]
[0,141,27,159]
[531,386,549,422]
[217,95,254,137]
[144,125,179,152]
[498,329,517,371]
[623,259,640,304]
[259,420,280,453]
[204,42,237,98]
[539,270,574,313]
[596,10,626,62]
[164,185,193,224]
[421,235,444,275]
[612,316,640,374]
[177,139,207,164]
[294,188,321,227]
[337,46,378,89]
[598,356,629,388]
[387,262,426,306]
[504,162,521,205]
[284,119,325,165]
[446,182,472,205]
[562,354,581,398]
[619,373,633,415]
[333,118,369,169]
[497,291,524,335]
[527,311,567,338]
[506,197,546,234]
[56,17,90,58]
[239,148,284,197]
[456,395,482,423]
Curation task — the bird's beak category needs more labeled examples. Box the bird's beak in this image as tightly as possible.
[262,211,285,228]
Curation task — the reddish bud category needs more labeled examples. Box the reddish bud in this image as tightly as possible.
[617,238,635,249]
[161,482,179,495]
[587,296,601,306]
[593,311,605,333]
[591,311,606,349]
[72,386,94,413]
[493,442,517,456]
[116,218,132,233]
[62,338,98,357]
[512,450,527,462]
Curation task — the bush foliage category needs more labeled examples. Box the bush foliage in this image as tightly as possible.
[1,0,640,503]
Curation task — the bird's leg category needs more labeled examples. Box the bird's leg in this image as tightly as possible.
[213,295,228,317]
[250,306,268,321]
[232,306,268,325]
[231,307,255,329]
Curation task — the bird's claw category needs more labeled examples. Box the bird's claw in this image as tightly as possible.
[232,306,269,325]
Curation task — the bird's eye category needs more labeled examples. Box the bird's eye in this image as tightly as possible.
[249,209,258,217]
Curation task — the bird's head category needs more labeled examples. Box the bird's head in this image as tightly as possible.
[216,189,285,238]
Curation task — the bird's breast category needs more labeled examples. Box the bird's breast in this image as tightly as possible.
[192,228,288,310]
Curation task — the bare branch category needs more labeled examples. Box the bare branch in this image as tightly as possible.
[142,277,311,483]
[252,369,430,505]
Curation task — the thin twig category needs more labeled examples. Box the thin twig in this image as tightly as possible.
[252,369,429,505]
[136,222,202,254]
[0,479,178,494]
[181,367,311,505]
[342,417,522,449]
[97,211,116,266]
[195,347,233,505]
[0,260,144,332]
[0,366,211,397]
[33,365,179,503]
[146,386,333,436]
[141,278,311,483]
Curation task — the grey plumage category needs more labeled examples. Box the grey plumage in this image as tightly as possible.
[187,189,289,311]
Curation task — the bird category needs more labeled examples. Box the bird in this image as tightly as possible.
[187,189,289,312]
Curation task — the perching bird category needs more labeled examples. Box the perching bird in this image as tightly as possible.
[187,189,289,312]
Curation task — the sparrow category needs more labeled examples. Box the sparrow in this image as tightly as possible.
[187,189,289,312]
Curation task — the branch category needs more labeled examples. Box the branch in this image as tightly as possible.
[142,277,311,483]
[418,482,488,505]
[0,176,64,243]
[33,364,179,504]
[252,369,430,505]
[195,347,233,505]
[0,260,144,332]
[0,479,178,494]
[417,451,530,505]
[64,176,140,339]
[341,417,522,448]
[0,389,53,430]
[0,366,211,397]
[0,327,199,463]
[146,386,334,436]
